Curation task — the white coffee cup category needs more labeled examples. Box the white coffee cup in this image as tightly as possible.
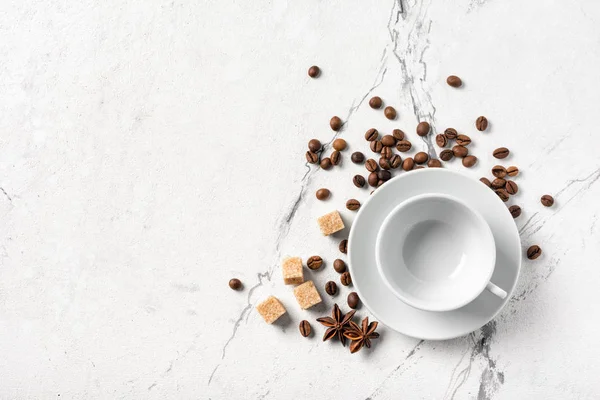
[375,193,507,312]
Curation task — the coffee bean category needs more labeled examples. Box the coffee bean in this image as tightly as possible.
[308,139,321,153]
[308,66,320,78]
[456,134,471,146]
[452,145,468,158]
[493,147,510,159]
[476,116,488,131]
[370,140,383,153]
[384,106,397,120]
[325,281,338,296]
[436,134,448,147]
[307,255,323,270]
[347,292,360,309]
[306,151,319,164]
[330,150,341,165]
[333,259,346,273]
[428,159,442,168]
[505,180,518,195]
[509,205,522,218]
[492,165,507,178]
[340,271,352,286]
[390,154,402,169]
[379,157,392,170]
[316,188,330,200]
[480,177,492,187]
[353,175,366,188]
[369,96,383,109]
[381,135,396,147]
[416,121,430,137]
[351,151,365,164]
[339,239,348,254]
[541,195,554,207]
[402,157,414,171]
[346,199,360,211]
[299,320,312,337]
[507,166,519,177]
[527,245,542,260]
[495,189,509,202]
[414,152,429,164]
[444,128,458,140]
[446,75,462,87]
[229,278,242,290]
[333,138,347,151]
[377,170,392,182]
[330,116,342,131]
[365,128,379,141]
[320,157,332,170]
[368,172,379,187]
[365,159,379,172]
[440,149,454,161]
[381,146,393,159]
[462,155,477,168]
[491,178,506,189]
[396,140,412,152]
[392,129,405,141]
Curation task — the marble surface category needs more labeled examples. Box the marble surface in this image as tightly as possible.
[2,0,600,398]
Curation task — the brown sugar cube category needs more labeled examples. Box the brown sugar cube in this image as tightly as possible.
[282,257,304,285]
[293,281,323,310]
[317,210,345,236]
[256,296,287,324]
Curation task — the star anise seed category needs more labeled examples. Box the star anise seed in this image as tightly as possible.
[343,317,380,354]
[316,303,356,346]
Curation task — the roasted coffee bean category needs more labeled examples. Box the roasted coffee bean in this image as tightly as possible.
[365,159,379,172]
[333,259,346,273]
[381,135,396,147]
[353,175,366,188]
[308,139,322,153]
[505,180,518,195]
[346,199,360,211]
[308,66,320,78]
[351,151,365,164]
[440,149,454,161]
[446,75,462,87]
[444,128,458,140]
[325,281,338,295]
[320,157,332,170]
[339,239,348,254]
[456,134,471,146]
[384,106,397,120]
[492,165,507,178]
[347,292,360,309]
[402,157,415,171]
[307,255,323,270]
[509,205,522,218]
[381,146,393,159]
[365,128,379,141]
[229,278,242,290]
[369,96,383,109]
[495,189,509,202]
[480,177,492,187]
[340,271,352,286]
[332,138,347,151]
[416,121,430,137]
[330,116,342,131]
[414,152,429,164]
[452,145,468,158]
[476,116,488,131]
[493,147,510,159]
[462,155,477,168]
[377,169,391,182]
[541,195,554,207]
[330,150,341,165]
[428,159,442,168]
[368,172,379,187]
[299,320,311,337]
[379,157,392,170]
[370,140,383,153]
[527,245,542,260]
[390,154,402,169]
[392,129,405,141]
[306,151,319,164]
[491,178,506,189]
[396,140,412,152]
[436,134,448,147]
[507,166,519,177]
[316,188,330,200]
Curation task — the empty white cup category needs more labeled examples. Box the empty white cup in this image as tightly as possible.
[375,193,506,312]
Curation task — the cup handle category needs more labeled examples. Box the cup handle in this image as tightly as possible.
[486,282,507,299]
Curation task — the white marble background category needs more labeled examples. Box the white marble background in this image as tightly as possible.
[1,0,600,398]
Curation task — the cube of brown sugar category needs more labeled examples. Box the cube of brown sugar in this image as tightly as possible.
[256,296,287,324]
[317,210,345,236]
[293,280,322,310]
[282,257,304,285]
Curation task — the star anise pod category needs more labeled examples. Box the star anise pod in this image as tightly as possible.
[343,316,380,354]
[316,303,356,346]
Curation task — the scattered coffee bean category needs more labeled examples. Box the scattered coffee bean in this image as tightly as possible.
[452,145,468,158]
[491,178,506,189]
[308,66,320,78]
[333,138,347,151]
[316,188,330,200]
[325,281,338,296]
[351,151,365,164]
[379,157,392,170]
[346,199,360,211]
[541,195,554,207]
[444,128,458,140]
[339,239,348,254]
[365,128,379,141]
[402,157,414,171]
[308,139,322,153]
[462,155,477,168]
[509,205,522,218]
[436,134,448,147]
[299,320,312,337]
[229,278,242,290]
[396,140,412,152]
[370,140,383,153]
[368,172,379,187]
[330,150,341,165]
[527,245,542,260]
[365,159,379,172]
[340,271,352,286]
[416,121,430,137]
[384,106,397,120]
[414,152,429,164]
[440,149,454,161]
[507,166,519,177]
[307,255,323,270]
[495,189,509,202]
[476,116,488,131]
[492,165,507,178]
[390,154,402,169]
[347,292,360,309]
[377,170,392,182]
[369,96,383,109]
[493,147,510,159]
[306,151,319,164]
[456,134,471,146]
[381,135,396,147]
[330,116,342,131]
[446,75,463,87]
[505,180,518,195]
[333,259,347,273]
[392,129,405,141]
[480,177,492,187]
[381,146,393,159]
[428,159,442,168]
[320,157,332,170]
[353,175,366,188]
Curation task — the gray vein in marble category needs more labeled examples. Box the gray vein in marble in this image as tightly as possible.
[511,257,560,302]
[0,187,12,203]
[467,0,492,13]
[518,212,539,235]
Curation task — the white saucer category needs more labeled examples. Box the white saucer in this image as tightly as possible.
[348,168,521,340]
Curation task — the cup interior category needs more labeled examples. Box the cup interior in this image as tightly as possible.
[375,193,496,312]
